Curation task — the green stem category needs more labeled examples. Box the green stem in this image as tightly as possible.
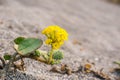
[5,52,18,71]
[3,52,18,78]
[48,49,53,64]
[15,54,47,63]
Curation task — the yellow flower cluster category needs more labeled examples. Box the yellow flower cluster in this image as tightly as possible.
[42,25,68,49]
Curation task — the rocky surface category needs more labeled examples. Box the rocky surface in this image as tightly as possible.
[0,0,120,80]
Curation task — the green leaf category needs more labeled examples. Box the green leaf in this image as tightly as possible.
[35,50,48,60]
[42,54,49,61]
[14,37,25,44]
[114,61,120,66]
[34,50,41,57]
[4,54,11,60]
[52,50,64,60]
[51,60,61,65]
[16,38,43,56]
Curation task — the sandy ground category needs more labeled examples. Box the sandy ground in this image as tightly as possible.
[0,0,120,80]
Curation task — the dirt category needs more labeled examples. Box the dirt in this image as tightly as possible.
[0,0,120,80]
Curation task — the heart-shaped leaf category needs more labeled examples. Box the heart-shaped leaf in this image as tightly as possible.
[14,37,25,44]
[15,38,43,56]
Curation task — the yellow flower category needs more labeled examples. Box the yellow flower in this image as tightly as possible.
[52,43,60,49]
[45,39,52,44]
[42,25,68,49]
